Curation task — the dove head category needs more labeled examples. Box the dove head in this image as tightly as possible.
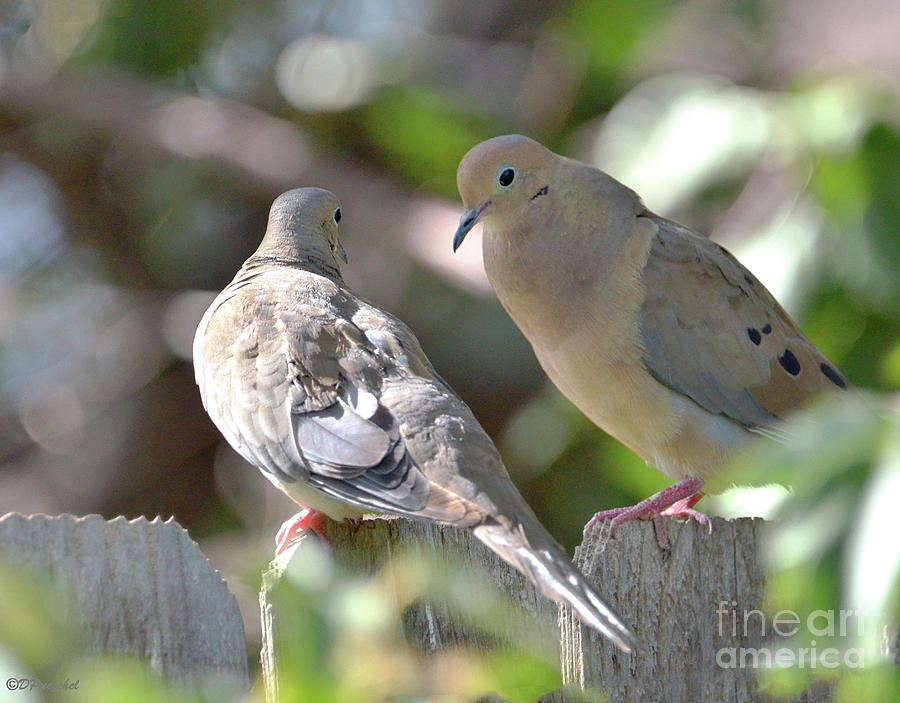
[453,135,556,251]
[252,187,348,275]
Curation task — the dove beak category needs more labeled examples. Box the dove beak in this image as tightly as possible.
[336,240,348,263]
[453,201,490,252]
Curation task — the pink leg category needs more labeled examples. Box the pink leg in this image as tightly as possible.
[584,476,708,550]
[274,507,327,556]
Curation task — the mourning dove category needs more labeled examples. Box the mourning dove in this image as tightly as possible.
[452,135,850,549]
[193,187,637,652]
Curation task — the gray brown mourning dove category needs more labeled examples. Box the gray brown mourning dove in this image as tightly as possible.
[452,135,850,549]
[193,187,637,652]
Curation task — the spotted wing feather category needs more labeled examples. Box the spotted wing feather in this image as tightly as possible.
[637,214,848,431]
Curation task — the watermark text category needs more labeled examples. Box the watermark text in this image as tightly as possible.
[715,601,865,669]
[6,677,80,692]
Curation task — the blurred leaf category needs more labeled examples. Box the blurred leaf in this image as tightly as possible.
[481,649,579,703]
[859,123,900,303]
[836,310,900,390]
[861,123,900,257]
[135,173,259,288]
[359,86,493,196]
[68,657,212,703]
[812,120,900,316]
[0,562,223,702]
[716,393,900,696]
[500,386,578,479]
[713,394,883,494]
[799,286,867,366]
[3,1,900,699]
[524,399,665,550]
[265,537,562,702]
[75,0,229,76]
[880,339,900,389]
[563,0,674,120]
[784,76,878,154]
[0,562,72,674]
[834,664,900,703]
[809,152,868,232]
[586,73,771,213]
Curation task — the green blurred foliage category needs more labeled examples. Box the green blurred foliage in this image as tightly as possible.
[0,561,219,702]
[563,0,675,122]
[1,540,603,703]
[260,538,583,703]
[359,86,492,194]
[77,0,229,76]
[718,394,900,699]
[1,0,898,699]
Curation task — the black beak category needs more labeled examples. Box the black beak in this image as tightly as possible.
[452,201,490,252]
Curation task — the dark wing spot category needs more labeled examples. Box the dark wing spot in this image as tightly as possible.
[744,274,754,286]
[778,349,801,376]
[747,328,762,345]
[761,324,772,334]
[820,363,847,389]
[530,185,549,201]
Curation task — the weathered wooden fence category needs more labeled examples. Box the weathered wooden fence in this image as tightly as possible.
[0,511,847,702]
[262,516,836,703]
[0,513,249,695]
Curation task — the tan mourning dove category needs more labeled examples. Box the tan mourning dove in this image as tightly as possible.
[452,135,850,549]
[193,187,637,652]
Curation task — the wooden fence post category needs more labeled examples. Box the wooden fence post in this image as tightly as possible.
[261,516,837,703]
[558,518,829,702]
[0,513,249,692]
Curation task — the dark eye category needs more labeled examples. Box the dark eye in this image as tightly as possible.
[333,207,341,224]
[497,165,517,189]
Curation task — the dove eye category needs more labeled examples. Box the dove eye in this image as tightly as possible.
[497,165,517,189]
[332,207,342,225]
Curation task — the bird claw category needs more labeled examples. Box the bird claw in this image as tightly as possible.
[663,505,712,530]
[582,506,633,535]
[274,507,328,556]
[583,476,710,551]
[585,504,677,550]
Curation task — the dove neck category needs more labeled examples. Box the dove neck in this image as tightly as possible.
[243,252,342,279]
[482,186,648,341]
[246,229,342,279]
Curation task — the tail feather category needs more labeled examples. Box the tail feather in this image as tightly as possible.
[473,523,638,653]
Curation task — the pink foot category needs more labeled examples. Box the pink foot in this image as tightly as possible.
[274,507,327,556]
[661,493,709,525]
[584,476,709,551]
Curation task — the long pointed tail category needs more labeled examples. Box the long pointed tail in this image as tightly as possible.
[473,521,638,653]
